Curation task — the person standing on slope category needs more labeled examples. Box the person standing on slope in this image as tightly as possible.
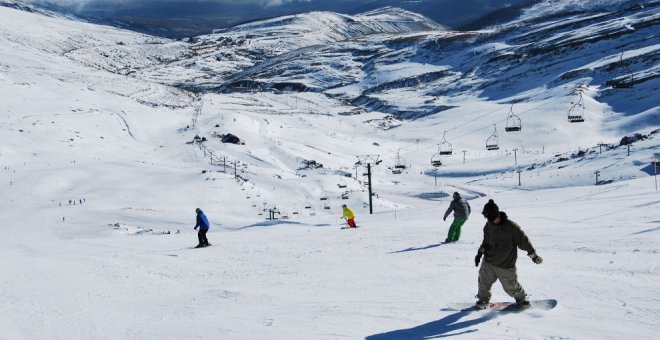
[443,192,471,242]
[194,208,211,248]
[474,199,543,309]
[341,204,357,228]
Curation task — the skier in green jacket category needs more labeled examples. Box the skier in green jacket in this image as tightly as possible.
[474,199,543,309]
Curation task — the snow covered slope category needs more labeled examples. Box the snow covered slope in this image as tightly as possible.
[0,1,659,339]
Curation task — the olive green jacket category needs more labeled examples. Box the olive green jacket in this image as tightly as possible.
[478,212,536,269]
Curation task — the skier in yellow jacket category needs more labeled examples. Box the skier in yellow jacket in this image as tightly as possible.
[341,204,357,228]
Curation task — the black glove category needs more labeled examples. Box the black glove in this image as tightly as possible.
[529,253,543,264]
[194,226,198,230]
[443,216,447,221]
[475,252,483,267]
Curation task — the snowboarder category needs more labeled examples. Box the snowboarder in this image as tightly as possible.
[194,208,210,248]
[474,199,543,309]
[341,204,357,228]
[443,192,471,242]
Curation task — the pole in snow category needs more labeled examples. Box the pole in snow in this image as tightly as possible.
[356,155,381,214]
[367,163,373,214]
[513,148,518,166]
[654,153,659,191]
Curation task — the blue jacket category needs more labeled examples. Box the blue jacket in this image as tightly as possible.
[196,210,210,231]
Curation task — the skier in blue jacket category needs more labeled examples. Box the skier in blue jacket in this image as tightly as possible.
[194,208,210,248]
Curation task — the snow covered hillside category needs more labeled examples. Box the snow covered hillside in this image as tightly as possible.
[1,0,659,339]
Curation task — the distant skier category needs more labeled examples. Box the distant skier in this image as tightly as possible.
[194,208,210,248]
[443,192,471,242]
[341,204,357,228]
[474,199,543,309]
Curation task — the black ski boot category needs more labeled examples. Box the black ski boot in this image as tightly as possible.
[516,299,531,309]
[475,299,489,310]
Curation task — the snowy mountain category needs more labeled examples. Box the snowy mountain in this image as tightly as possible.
[1,1,659,339]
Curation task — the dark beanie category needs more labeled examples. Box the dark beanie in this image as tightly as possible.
[482,199,499,221]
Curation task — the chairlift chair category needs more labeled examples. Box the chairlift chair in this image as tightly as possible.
[486,124,500,150]
[431,151,443,167]
[609,52,634,89]
[504,105,522,132]
[323,202,331,210]
[609,71,634,89]
[439,131,453,155]
[392,150,406,174]
[341,192,349,200]
[568,93,585,123]
[304,202,312,209]
[337,180,347,188]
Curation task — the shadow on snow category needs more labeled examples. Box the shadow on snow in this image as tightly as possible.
[365,310,496,339]
[388,243,442,254]
[234,220,303,230]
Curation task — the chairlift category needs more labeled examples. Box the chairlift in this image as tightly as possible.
[341,191,349,200]
[486,124,500,150]
[439,131,453,155]
[608,52,634,89]
[337,180,347,188]
[431,150,443,167]
[393,150,407,170]
[323,202,331,210]
[610,72,634,89]
[304,202,312,209]
[320,194,328,201]
[504,105,522,132]
[568,92,585,123]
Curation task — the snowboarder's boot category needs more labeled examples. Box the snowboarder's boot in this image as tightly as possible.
[444,238,451,243]
[475,299,489,310]
[516,299,531,309]
[195,244,204,248]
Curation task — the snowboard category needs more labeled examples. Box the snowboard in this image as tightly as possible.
[445,299,557,312]
[193,244,212,249]
[340,226,360,229]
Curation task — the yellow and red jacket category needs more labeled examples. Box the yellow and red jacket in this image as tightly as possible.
[341,206,356,220]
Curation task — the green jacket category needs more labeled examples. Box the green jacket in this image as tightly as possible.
[478,212,536,269]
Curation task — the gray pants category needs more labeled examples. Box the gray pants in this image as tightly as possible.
[477,261,526,302]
